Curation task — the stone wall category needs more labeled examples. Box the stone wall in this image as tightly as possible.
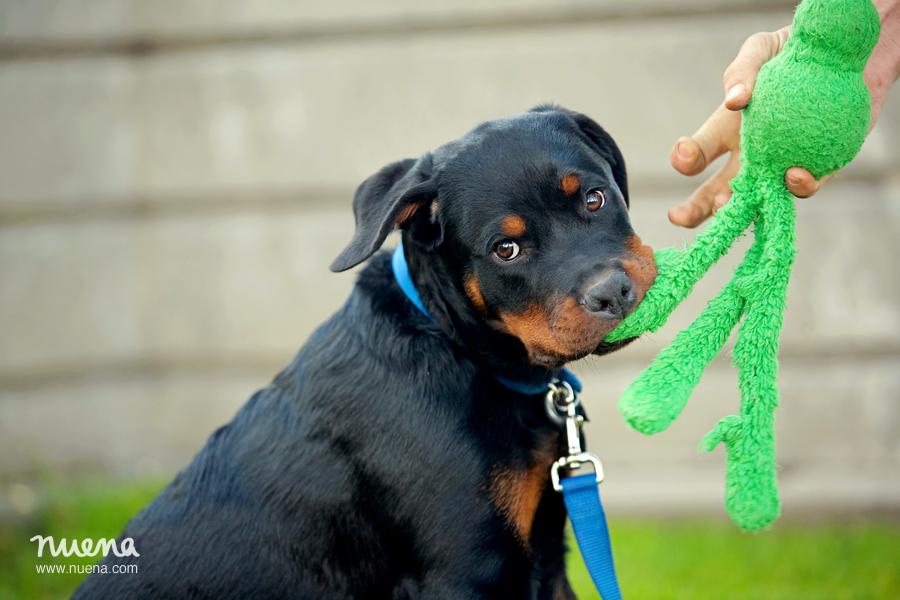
[1,0,898,516]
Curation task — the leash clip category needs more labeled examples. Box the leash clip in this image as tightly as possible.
[543,380,577,427]
[551,453,604,492]
[546,379,604,492]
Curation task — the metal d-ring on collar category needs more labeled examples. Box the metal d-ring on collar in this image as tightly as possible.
[545,379,605,492]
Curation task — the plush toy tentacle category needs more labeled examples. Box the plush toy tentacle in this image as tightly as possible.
[618,284,745,434]
[723,323,782,531]
[721,183,796,530]
[699,414,743,451]
[618,232,762,433]
[719,400,780,530]
[604,246,684,341]
[619,173,771,434]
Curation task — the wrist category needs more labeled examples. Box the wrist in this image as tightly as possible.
[867,0,900,124]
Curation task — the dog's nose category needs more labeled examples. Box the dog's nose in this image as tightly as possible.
[582,271,636,318]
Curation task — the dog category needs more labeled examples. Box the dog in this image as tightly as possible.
[72,105,657,599]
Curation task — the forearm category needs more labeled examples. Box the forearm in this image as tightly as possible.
[866,0,900,125]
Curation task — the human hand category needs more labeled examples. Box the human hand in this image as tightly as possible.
[670,25,870,227]
[668,27,834,227]
[671,0,900,229]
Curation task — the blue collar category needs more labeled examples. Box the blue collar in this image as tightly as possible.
[391,242,582,396]
[391,241,432,319]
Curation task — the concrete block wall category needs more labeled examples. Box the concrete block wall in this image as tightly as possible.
[1,0,898,517]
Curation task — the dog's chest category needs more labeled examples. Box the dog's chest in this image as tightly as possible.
[484,425,563,548]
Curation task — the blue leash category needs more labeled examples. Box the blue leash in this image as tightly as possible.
[393,241,623,599]
[561,475,623,600]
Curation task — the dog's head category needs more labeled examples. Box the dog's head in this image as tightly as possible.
[332,106,657,371]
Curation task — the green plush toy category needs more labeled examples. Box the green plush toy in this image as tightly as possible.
[604,0,880,530]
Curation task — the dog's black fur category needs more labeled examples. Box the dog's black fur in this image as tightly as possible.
[73,106,656,600]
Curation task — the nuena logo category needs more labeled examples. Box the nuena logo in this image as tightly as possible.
[30,536,140,558]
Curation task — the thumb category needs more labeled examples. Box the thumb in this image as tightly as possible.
[723,26,791,110]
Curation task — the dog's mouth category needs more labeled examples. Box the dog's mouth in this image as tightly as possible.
[523,334,637,369]
[499,292,646,366]
[592,336,638,356]
[493,296,627,367]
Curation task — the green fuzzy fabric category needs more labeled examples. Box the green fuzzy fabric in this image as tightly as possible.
[604,0,879,530]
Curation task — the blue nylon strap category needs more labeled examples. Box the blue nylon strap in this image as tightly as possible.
[392,242,582,396]
[493,368,582,396]
[392,242,433,321]
[561,474,623,600]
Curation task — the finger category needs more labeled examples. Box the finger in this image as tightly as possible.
[671,105,742,177]
[785,167,833,198]
[669,150,742,228]
[672,26,791,179]
[723,26,791,110]
[671,136,704,176]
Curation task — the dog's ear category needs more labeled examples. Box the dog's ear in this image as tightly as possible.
[567,111,629,207]
[330,155,438,272]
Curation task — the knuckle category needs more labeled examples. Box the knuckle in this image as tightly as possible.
[746,31,770,46]
[723,63,742,87]
[742,31,771,54]
[737,31,782,67]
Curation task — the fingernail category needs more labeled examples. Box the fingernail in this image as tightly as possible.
[676,141,694,161]
[787,174,802,187]
[725,83,747,103]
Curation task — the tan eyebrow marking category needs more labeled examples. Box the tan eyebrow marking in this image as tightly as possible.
[561,173,581,196]
[500,215,526,238]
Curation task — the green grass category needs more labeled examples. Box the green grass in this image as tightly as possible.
[1,479,898,599]
[568,518,900,600]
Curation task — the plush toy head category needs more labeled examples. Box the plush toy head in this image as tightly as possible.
[794,0,880,70]
[742,0,879,178]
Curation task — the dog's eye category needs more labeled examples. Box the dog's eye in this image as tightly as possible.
[494,240,521,261]
[586,189,606,211]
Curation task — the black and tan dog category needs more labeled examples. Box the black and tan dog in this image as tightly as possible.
[73,105,656,600]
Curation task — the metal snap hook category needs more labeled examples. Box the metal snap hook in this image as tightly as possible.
[544,380,576,427]
[551,453,604,492]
